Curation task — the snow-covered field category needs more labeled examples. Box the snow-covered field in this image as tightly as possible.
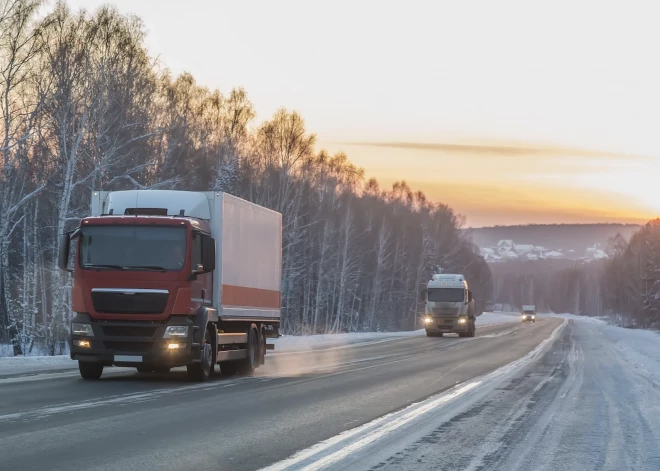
[0,312,521,377]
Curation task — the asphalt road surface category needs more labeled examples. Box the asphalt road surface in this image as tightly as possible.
[0,318,565,471]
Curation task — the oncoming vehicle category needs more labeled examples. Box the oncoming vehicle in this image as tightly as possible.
[521,305,536,322]
[420,273,476,337]
[58,190,282,381]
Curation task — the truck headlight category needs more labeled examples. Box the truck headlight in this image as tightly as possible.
[423,317,433,324]
[532,315,535,320]
[72,323,94,337]
[164,326,189,338]
[458,317,467,324]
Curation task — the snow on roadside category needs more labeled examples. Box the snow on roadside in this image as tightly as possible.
[0,355,73,377]
[0,312,523,376]
[476,311,521,326]
[545,312,607,324]
[273,312,522,353]
[603,324,660,384]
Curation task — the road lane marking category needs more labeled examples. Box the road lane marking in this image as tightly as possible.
[0,340,474,422]
[260,319,568,471]
[259,381,482,471]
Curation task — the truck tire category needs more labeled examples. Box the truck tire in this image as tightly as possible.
[237,327,257,375]
[79,361,103,380]
[187,327,213,382]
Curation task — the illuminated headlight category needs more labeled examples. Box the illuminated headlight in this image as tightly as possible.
[72,323,94,337]
[164,326,189,338]
[74,339,91,348]
[167,342,186,350]
[458,317,467,324]
[532,316,535,320]
[423,317,433,324]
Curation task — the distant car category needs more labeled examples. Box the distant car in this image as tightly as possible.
[521,309,536,322]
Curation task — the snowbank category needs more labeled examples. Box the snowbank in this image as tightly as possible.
[0,354,73,377]
[476,311,521,326]
[0,312,523,376]
[545,313,607,324]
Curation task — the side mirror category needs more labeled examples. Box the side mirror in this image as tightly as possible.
[194,264,204,274]
[419,289,427,302]
[202,236,216,272]
[58,233,72,272]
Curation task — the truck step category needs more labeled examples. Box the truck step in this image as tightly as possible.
[265,344,275,350]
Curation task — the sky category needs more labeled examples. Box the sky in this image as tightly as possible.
[62,0,660,227]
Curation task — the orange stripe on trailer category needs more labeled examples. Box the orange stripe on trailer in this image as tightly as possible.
[221,284,280,309]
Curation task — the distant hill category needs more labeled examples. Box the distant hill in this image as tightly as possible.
[466,224,641,254]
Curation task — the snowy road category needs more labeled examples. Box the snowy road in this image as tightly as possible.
[4,316,657,470]
[368,319,660,471]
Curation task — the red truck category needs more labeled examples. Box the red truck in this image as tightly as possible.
[58,190,282,381]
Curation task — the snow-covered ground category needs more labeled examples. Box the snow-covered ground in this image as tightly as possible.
[0,312,520,377]
[368,314,660,470]
[0,354,75,377]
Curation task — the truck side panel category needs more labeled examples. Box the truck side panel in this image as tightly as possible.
[219,194,282,322]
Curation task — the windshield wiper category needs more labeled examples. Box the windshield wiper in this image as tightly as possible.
[82,264,127,270]
[127,265,167,272]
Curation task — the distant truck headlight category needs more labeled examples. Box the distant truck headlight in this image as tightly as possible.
[164,326,189,338]
[72,323,94,337]
[458,317,467,324]
[423,317,433,324]
[532,315,536,320]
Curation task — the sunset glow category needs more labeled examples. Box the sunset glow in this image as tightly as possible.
[64,0,660,226]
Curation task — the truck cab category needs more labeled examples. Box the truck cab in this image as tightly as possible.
[420,273,476,338]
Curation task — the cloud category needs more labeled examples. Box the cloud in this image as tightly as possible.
[344,139,652,160]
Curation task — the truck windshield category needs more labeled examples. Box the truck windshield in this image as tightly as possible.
[427,288,465,303]
[80,225,187,271]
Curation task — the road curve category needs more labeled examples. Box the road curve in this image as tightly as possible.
[0,318,562,471]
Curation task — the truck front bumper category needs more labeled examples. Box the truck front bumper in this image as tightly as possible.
[424,317,470,334]
[69,313,197,368]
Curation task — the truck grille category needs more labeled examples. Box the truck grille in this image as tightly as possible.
[104,341,153,353]
[101,326,157,337]
[91,290,168,314]
[432,307,459,315]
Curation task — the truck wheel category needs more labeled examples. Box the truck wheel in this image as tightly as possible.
[79,361,103,380]
[237,327,257,375]
[458,332,467,338]
[187,328,213,382]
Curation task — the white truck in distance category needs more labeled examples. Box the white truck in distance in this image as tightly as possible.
[521,305,536,322]
[420,273,476,337]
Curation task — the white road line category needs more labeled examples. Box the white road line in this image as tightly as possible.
[260,319,567,471]
[259,381,482,471]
